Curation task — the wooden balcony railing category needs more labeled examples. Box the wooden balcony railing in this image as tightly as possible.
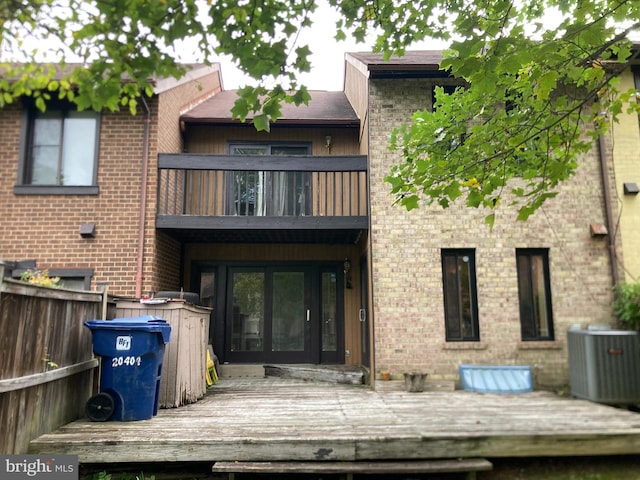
[156,154,368,231]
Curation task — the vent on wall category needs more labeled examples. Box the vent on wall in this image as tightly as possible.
[567,329,640,405]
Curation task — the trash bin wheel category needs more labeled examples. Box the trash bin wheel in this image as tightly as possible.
[86,392,115,422]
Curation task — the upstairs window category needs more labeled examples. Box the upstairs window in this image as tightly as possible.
[516,249,554,341]
[442,249,479,341]
[229,143,311,216]
[17,104,100,193]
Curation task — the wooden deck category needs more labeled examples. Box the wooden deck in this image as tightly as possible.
[30,377,640,464]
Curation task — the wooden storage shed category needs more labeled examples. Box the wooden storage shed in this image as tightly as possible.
[115,300,211,408]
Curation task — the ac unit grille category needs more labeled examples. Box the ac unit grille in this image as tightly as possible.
[567,330,640,405]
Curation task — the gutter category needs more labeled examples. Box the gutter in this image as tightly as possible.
[598,133,620,285]
[135,96,152,298]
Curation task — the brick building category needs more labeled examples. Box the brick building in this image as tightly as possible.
[0,64,222,294]
[611,66,640,282]
[1,52,635,389]
[346,52,623,389]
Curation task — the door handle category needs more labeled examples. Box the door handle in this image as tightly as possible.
[359,309,366,322]
[306,309,310,322]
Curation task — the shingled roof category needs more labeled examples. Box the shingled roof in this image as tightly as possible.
[1,62,220,94]
[348,50,443,68]
[181,90,359,126]
[347,50,448,78]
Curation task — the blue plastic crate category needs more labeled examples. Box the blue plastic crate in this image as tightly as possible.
[459,365,533,394]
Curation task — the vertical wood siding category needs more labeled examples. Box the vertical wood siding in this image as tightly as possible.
[0,274,102,454]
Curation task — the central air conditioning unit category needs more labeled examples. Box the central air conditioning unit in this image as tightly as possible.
[567,329,640,405]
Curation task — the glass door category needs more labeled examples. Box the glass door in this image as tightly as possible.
[359,255,370,367]
[230,269,265,355]
[226,266,313,363]
[320,268,342,363]
[270,270,307,354]
[229,143,311,216]
[195,262,344,364]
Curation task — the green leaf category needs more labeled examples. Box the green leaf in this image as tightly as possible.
[253,113,270,132]
[35,96,46,112]
[231,97,250,122]
[484,213,495,229]
[535,71,558,101]
[466,190,483,208]
[402,195,420,210]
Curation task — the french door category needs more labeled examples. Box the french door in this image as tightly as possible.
[197,263,343,364]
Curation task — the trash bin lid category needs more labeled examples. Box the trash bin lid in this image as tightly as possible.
[84,316,171,343]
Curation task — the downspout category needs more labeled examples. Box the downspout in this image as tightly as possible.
[135,96,151,298]
[598,133,620,286]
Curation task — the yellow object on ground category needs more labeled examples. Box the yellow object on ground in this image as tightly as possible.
[206,349,218,386]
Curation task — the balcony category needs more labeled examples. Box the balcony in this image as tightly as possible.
[156,154,368,243]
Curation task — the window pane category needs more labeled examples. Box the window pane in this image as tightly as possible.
[443,255,462,339]
[58,278,86,290]
[231,272,264,352]
[458,255,474,338]
[271,145,309,155]
[272,171,308,216]
[531,255,549,337]
[517,255,536,339]
[322,271,337,352]
[199,272,215,308]
[231,146,268,155]
[271,272,305,352]
[31,146,60,184]
[33,114,62,145]
[442,250,478,341]
[517,250,553,341]
[30,116,62,185]
[230,143,310,216]
[27,109,98,187]
[61,113,97,185]
[233,171,265,216]
[231,146,265,215]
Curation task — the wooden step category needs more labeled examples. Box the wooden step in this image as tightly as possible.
[264,364,366,385]
[211,459,493,480]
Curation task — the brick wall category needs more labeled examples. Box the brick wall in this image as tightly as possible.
[148,70,222,295]
[612,69,640,282]
[368,78,616,388]
[0,104,151,296]
[0,69,221,298]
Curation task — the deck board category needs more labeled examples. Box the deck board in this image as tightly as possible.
[29,378,640,463]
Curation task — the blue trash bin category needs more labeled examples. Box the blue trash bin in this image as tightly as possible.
[84,316,171,421]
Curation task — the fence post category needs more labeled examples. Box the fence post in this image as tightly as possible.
[98,282,109,320]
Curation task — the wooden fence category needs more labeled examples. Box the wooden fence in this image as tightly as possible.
[0,265,105,454]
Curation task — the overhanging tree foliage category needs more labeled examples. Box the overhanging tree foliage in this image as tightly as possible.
[1,0,639,221]
[381,1,640,225]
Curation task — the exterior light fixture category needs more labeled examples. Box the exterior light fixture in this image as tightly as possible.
[325,135,332,151]
[344,257,352,289]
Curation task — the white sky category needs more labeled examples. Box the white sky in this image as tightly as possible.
[214,2,448,91]
[10,0,444,92]
[8,1,597,93]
